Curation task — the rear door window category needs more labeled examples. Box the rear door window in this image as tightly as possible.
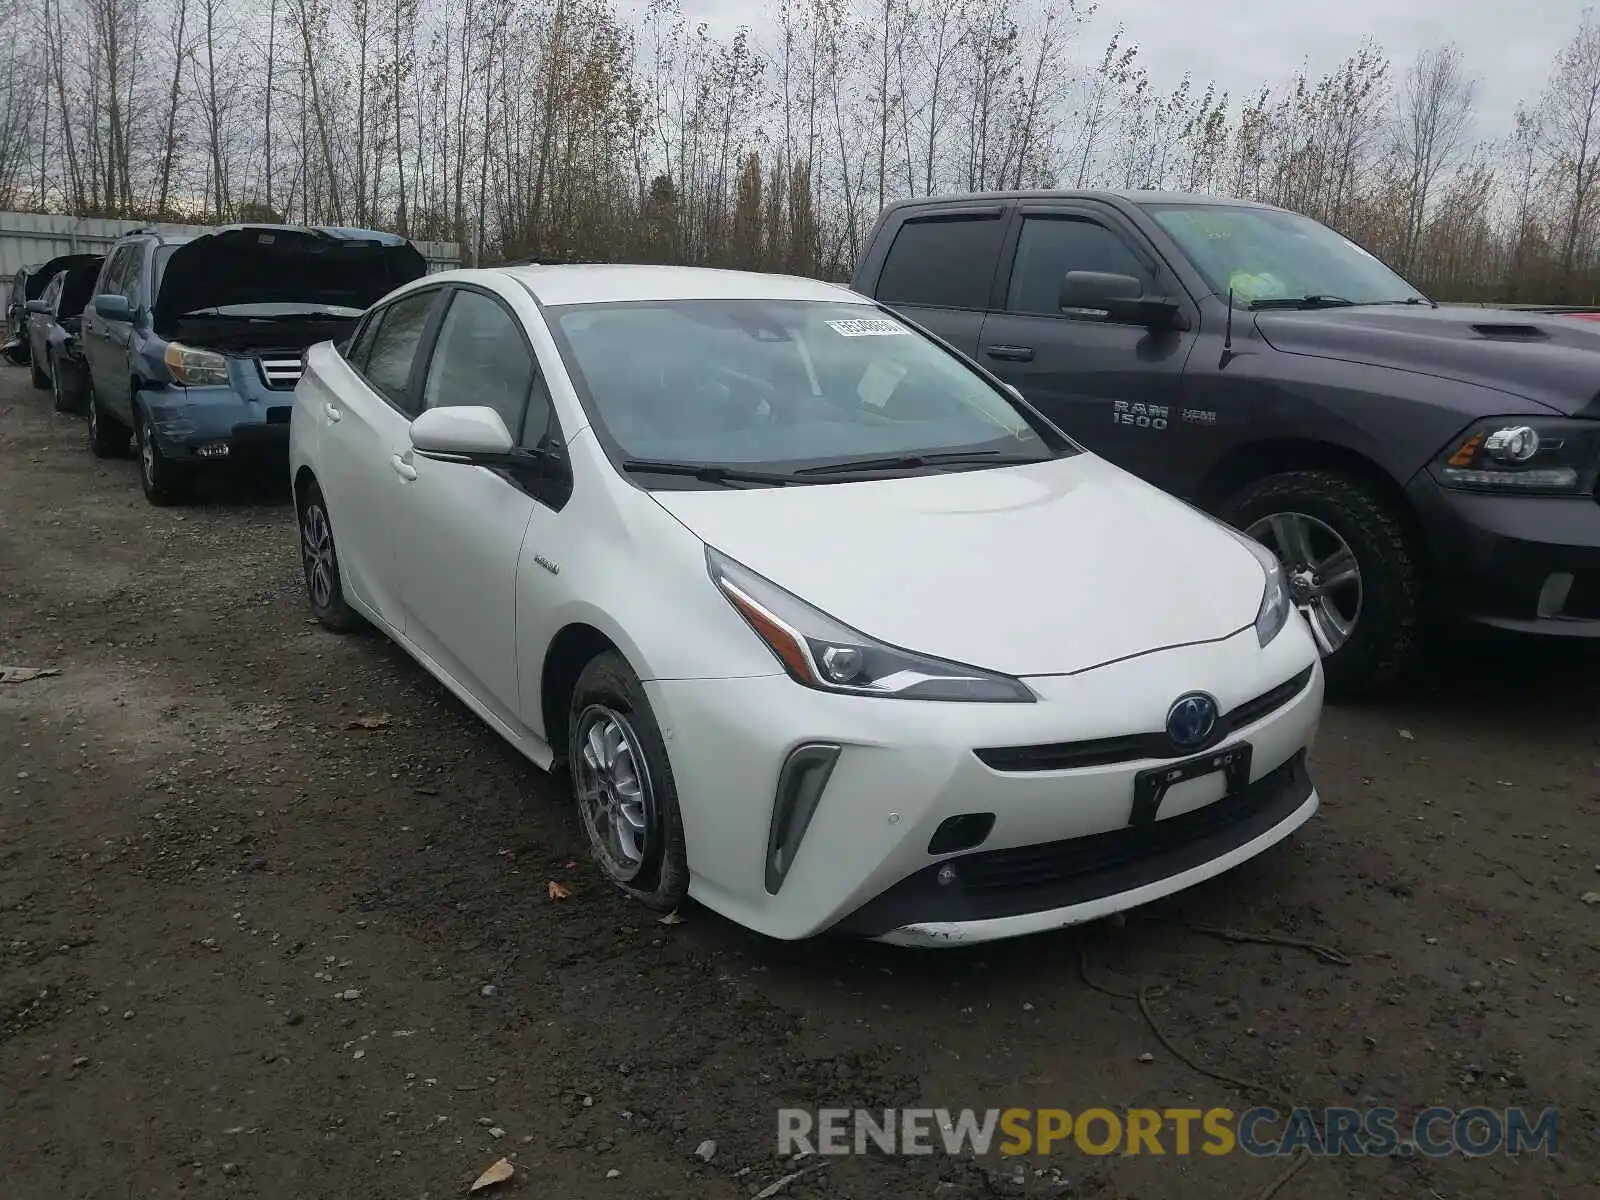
[361,289,441,412]
[876,215,1005,310]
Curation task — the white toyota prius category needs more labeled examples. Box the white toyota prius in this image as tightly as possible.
[288,264,1324,947]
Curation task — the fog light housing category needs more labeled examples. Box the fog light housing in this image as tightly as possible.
[195,442,230,458]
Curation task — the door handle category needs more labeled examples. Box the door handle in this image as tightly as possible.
[985,345,1035,362]
[390,453,417,481]
[323,402,342,423]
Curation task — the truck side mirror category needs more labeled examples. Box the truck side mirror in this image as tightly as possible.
[1059,271,1188,332]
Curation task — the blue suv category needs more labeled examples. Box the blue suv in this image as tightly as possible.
[81,225,427,504]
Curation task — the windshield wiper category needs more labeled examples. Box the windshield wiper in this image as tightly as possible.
[619,458,798,487]
[1247,295,1357,311]
[795,449,1052,476]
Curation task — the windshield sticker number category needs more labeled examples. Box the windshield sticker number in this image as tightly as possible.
[827,318,910,337]
[1113,400,1168,431]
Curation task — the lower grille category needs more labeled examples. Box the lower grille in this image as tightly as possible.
[832,752,1313,936]
[257,355,304,390]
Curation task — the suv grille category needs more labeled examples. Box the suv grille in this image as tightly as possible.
[257,356,304,390]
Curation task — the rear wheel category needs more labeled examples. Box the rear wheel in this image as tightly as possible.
[86,384,130,458]
[136,407,192,506]
[568,652,689,913]
[49,354,76,413]
[297,481,365,632]
[1221,469,1424,698]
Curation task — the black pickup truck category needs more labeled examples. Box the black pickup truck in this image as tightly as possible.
[851,191,1600,695]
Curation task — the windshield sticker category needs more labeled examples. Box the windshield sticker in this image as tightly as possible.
[857,358,908,407]
[827,318,910,337]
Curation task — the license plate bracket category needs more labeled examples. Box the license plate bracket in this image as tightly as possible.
[1130,743,1253,828]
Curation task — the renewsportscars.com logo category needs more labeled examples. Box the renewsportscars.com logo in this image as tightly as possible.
[777,1106,1560,1158]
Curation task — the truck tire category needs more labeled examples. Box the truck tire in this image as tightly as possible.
[1220,470,1424,698]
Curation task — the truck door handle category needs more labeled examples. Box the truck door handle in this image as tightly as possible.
[391,453,417,481]
[323,402,342,423]
[985,344,1035,362]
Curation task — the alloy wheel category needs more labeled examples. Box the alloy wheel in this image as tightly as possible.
[573,705,653,881]
[300,502,337,610]
[1246,510,1363,655]
[139,417,156,486]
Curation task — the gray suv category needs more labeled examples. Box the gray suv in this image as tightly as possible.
[851,191,1600,695]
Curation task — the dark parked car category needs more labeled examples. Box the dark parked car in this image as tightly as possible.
[24,255,103,410]
[81,225,428,504]
[852,191,1600,695]
[6,253,103,358]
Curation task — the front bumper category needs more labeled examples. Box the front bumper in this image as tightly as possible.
[141,384,293,462]
[1409,473,1600,634]
[645,621,1323,945]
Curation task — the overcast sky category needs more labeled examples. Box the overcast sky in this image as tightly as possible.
[677,0,1592,144]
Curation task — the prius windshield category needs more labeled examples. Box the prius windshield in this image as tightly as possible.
[548,299,1062,479]
[1145,203,1427,308]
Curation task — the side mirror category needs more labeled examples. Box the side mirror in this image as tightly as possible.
[1059,271,1187,331]
[94,294,133,321]
[25,299,49,315]
[410,406,514,458]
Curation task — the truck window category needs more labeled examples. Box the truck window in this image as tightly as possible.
[1005,216,1157,315]
[876,215,1004,310]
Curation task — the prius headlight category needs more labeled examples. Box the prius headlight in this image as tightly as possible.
[706,547,1035,702]
[1232,529,1291,646]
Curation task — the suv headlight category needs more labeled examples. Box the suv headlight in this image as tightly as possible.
[163,341,229,386]
[706,547,1035,702]
[1221,526,1291,646]
[1432,417,1600,494]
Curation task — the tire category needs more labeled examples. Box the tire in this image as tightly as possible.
[297,480,365,632]
[1220,469,1424,698]
[29,349,48,390]
[135,407,192,506]
[49,354,77,413]
[567,651,689,913]
[86,383,130,458]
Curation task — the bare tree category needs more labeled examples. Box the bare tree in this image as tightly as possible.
[1392,43,1477,272]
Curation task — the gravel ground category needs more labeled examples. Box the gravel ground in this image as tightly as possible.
[1,368,1597,1200]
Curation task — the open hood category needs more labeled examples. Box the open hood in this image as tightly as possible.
[27,254,101,301]
[1253,305,1600,416]
[152,225,427,331]
[652,456,1268,677]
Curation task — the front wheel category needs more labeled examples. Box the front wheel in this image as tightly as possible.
[136,408,192,506]
[29,350,48,390]
[1221,470,1424,698]
[50,354,78,413]
[568,652,689,912]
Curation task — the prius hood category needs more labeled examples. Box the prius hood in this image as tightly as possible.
[153,225,427,330]
[1253,305,1600,416]
[653,455,1269,677]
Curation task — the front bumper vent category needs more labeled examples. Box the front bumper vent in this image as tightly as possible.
[765,744,840,894]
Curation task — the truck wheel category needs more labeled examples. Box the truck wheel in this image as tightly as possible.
[1220,470,1424,698]
[86,385,130,458]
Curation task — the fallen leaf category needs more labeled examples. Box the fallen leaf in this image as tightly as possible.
[1581,892,1600,906]
[0,666,61,684]
[659,910,686,926]
[1398,728,1415,741]
[547,880,571,900]
[470,1157,515,1192]
[346,713,392,730]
